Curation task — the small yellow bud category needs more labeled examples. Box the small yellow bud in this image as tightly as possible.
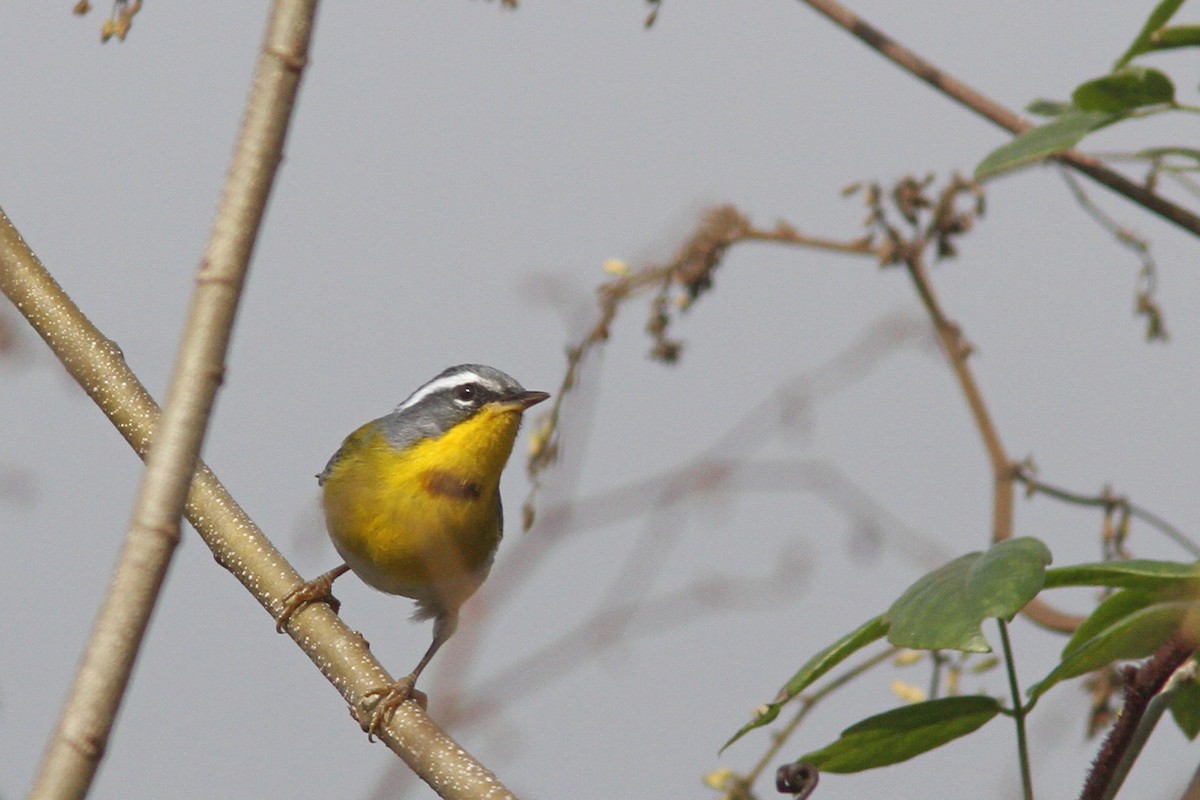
[702,767,735,790]
[890,680,926,704]
[527,417,552,455]
[603,258,630,276]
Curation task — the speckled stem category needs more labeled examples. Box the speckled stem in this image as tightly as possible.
[2,216,516,800]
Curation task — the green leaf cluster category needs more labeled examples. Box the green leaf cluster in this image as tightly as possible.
[724,537,1200,778]
[976,0,1197,180]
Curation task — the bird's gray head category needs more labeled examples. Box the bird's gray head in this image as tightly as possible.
[385,364,546,443]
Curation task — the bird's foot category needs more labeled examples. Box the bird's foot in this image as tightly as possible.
[275,567,346,633]
[362,675,427,740]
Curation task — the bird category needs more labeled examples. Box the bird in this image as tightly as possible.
[276,364,549,737]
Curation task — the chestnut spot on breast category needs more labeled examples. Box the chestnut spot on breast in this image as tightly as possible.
[422,470,483,500]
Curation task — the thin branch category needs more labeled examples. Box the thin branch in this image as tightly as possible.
[850,175,1082,632]
[799,0,1200,240]
[529,192,1083,635]
[1014,464,1200,559]
[904,255,1013,536]
[524,205,874,511]
[28,3,316,798]
[1056,167,1167,342]
[1057,169,1153,268]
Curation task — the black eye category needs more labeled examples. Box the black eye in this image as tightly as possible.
[455,384,477,403]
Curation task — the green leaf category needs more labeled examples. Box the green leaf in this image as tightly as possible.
[1026,98,1074,117]
[1169,674,1200,740]
[975,111,1119,180]
[721,616,888,751]
[886,538,1051,653]
[801,696,1001,773]
[1072,67,1175,112]
[1061,589,1162,659]
[1044,559,1200,591]
[1115,0,1186,67]
[1029,599,1197,699]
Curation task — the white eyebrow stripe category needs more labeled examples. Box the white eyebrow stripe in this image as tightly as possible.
[395,370,488,413]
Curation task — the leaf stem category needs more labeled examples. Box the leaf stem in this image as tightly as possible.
[998,619,1034,800]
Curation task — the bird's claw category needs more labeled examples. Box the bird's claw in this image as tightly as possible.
[275,578,341,633]
[362,676,427,740]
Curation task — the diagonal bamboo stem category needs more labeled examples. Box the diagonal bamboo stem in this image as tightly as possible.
[1,209,514,800]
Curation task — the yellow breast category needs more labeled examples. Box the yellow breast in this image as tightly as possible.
[320,405,523,609]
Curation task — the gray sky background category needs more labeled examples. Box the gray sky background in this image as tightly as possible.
[4,3,1200,798]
